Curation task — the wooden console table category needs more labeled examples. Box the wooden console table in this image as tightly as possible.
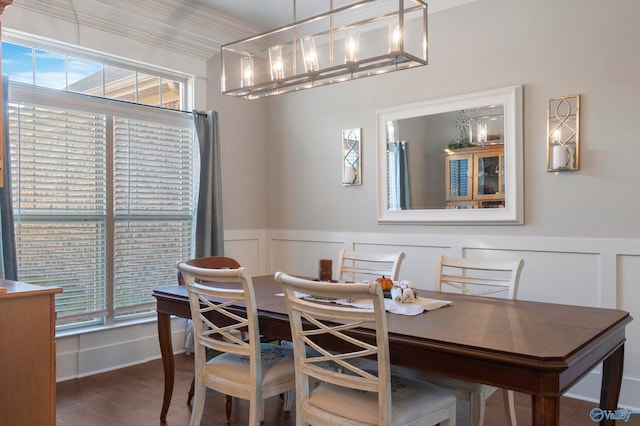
[0,279,62,426]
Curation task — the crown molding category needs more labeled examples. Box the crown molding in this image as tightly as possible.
[9,0,259,60]
[7,0,479,60]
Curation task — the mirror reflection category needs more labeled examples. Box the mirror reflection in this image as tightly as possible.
[376,85,523,224]
[386,105,504,210]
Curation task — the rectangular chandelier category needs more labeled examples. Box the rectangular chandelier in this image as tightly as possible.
[221,0,428,99]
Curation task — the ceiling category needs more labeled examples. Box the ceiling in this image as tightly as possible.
[8,0,474,60]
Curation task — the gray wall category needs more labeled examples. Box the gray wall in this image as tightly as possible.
[213,0,640,238]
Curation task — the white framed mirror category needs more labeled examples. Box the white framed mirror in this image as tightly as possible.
[376,85,523,224]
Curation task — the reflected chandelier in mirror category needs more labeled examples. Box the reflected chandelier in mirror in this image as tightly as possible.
[377,85,523,224]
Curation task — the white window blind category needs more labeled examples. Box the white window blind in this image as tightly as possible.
[112,117,194,317]
[8,83,195,327]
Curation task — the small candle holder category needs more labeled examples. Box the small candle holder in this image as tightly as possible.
[318,259,332,282]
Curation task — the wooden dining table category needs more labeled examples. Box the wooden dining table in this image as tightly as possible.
[152,275,632,426]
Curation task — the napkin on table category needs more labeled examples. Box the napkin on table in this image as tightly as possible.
[390,286,403,303]
[402,288,416,303]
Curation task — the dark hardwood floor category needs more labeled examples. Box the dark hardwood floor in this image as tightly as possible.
[56,353,639,426]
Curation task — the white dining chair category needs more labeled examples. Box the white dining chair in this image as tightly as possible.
[412,255,525,426]
[336,249,406,282]
[274,271,457,426]
[178,263,297,426]
[177,256,242,413]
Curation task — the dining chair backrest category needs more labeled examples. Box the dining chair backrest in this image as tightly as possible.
[177,256,241,285]
[274,272,393,424]
[431,255,525,426]
[179,264,260,361]
[336,249,406,282]
[435,255,525,299]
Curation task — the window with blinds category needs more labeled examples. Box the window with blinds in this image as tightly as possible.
[8,83,195,328]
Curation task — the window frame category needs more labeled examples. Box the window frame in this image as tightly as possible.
[2,30,192,111]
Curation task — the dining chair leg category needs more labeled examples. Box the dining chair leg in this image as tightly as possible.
[503,389,517,426]
[469,391,485,426]
[189,381,206,426]
[187,377,194,407]
[446,403,457,426]
[225,395,232,424]
[282,389,294,412]
[248,397,261,426]
[188,376,234,425]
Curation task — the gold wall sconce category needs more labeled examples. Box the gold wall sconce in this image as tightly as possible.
[547,94,580,172]
[342,128,361,186]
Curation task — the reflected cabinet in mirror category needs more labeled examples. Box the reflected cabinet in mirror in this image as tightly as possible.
[377,85,523,224]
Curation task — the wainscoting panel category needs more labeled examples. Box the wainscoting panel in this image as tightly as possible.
[390,244,450,289]
[224,229,264,276]
[618,254,640,379]
[270,236,345,278]
[56,317,187,382]
[464,248,601,307]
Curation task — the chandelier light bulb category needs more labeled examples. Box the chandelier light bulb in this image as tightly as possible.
[301,36,319,73]
[345,30,359,63]
[389,24,402,53]
[268,45,285,80]
[240,56,254,88]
